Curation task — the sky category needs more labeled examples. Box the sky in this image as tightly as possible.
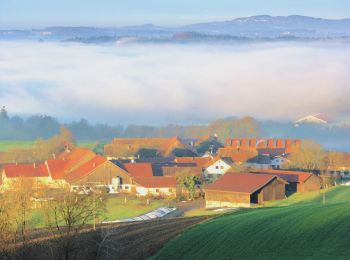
[0,41,349,125]
[0,0,350,28]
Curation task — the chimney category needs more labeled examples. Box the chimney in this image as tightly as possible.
[52,153,56,159]
[33,162,36,168]
[93,162,96,168]
[225,138,231,147]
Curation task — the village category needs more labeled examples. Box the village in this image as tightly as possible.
[1,134,349,208]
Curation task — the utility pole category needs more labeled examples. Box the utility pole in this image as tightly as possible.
[93,191,96,231]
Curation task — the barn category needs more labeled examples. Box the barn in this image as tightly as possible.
[205,173,287,208]
[254,169,321,194]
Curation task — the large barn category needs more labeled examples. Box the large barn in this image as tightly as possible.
[205,172,287,208]
[254,169,321,194]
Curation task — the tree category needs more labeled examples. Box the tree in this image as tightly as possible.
[0,106,9,121]
[45,191,106,260]
[177,170,201,200]
[0,193,18,258]
[6,178,35,258]
[288,140,325,172]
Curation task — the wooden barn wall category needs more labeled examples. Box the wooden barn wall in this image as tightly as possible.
[298,175,321,192]
[72,162,132,186]
[259,179,286,202]
[205,189,250,204]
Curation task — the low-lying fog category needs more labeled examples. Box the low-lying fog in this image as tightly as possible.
[0,41,349,125]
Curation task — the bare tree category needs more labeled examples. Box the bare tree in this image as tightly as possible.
[6,177,35,258]
[45,191,105,260]
[288,140,325,172]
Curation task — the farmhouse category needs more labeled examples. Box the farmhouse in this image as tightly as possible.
[254,169,321,193]
[202,157,233,181]
[104,136,196,160]
[133,176,177,197]
[205,173,287,208]
[1,163,53,190]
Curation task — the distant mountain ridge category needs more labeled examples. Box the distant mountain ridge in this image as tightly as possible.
[1,15,350,43]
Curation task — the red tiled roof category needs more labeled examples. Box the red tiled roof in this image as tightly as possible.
[3,163,50,178]
[133,176,177,188]
[205,172,276,194]
[255,170,312,183]
[124,163,153,177]
[59,148,95,171]
[64,155,107,183]
[46,159,67,180]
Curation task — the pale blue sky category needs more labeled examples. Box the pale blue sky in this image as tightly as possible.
[0,0,349,28]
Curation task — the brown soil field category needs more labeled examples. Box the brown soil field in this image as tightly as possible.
[14,216,210,260]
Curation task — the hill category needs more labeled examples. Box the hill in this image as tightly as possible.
[153,186,350,259]
[1,15,350,42]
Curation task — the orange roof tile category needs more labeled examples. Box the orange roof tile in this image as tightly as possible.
[255,169,313,183]
[133,176,177,188]
[124,163,154,177]
[4,163,50,178]
[205,172,277,194]
[64,155,107,183]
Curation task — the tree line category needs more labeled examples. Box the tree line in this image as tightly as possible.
[1,107,350,150]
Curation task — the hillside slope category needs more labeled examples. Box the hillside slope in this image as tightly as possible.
[153,187,350,259]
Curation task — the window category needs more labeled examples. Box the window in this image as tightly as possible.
[156,189,159,193]
[220,166,224,169]
[215,166,219,169]
[169,188,173,192]
[124,186,129,190]
[344,172,349,176]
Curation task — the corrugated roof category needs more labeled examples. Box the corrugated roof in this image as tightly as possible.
[205,172,276,194]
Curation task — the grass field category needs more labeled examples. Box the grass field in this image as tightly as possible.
[0,140,97,152]
[29,196,170,228]
[153,186,350,259]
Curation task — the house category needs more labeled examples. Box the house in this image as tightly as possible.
[133,176,177,197]
[104,136,196,160]
[1,163,53,190]
[245,154,271,169]
[270,155,289,169]
[203,157,233,181]
[123,162,154,177]
[205,173,287,208]
[194,135,223,156]
[254,169,321,194]
[1,148,135,193]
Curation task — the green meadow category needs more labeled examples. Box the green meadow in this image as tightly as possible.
[153,186,350,260]
[30,196,170,228]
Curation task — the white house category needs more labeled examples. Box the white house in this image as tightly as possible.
[203,157,233,181]
[270,155,289,169]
